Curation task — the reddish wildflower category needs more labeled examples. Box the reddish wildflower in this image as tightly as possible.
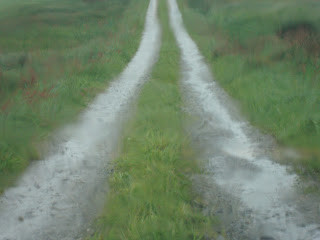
[20,68,38,88]
[20,75,28,88]
[24,85,55,104]
[1,100,10,113]
[39,86,55,99]
[29,68,37,86]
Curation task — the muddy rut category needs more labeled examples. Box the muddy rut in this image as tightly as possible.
[0,0,160,239]
[167,0,320,239]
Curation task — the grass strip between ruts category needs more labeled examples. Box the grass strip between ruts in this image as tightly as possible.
[90,0,215,239]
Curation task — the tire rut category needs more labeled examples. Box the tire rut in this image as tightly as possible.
[0,1,160,239]
[167,0,320,239]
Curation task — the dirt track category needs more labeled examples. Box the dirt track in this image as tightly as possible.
[0,1,160,239]
[1,0,320,239]
[167,0,320,239]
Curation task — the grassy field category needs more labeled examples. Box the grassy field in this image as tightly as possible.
[0,0,148,192]
[178,0,320,175]
[88,1,216,239]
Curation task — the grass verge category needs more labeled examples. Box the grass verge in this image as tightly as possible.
[0,0,149,193]
[178,0,320,176]
[89,0,215,239]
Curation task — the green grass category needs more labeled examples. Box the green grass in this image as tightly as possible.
[178,0,320,175]
[0,0,149,192]
[88,1,216,239]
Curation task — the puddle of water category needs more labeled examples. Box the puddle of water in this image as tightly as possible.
[167,0,320,239]
[0,1,161,239]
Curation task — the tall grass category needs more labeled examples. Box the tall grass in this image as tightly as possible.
[178,0,320,174]
[88,1,216,239]
[0,0,149,192]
